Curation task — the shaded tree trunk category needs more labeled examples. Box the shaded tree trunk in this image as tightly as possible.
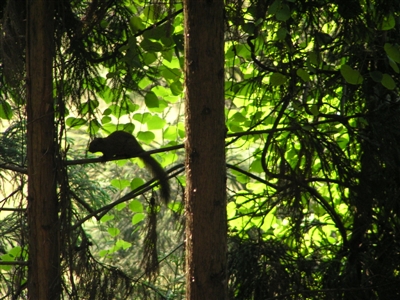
[26,0,60,298]
[184,0,227,299]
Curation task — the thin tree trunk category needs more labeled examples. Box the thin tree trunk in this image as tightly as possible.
[26,0,60,298]
[184,0,227,299]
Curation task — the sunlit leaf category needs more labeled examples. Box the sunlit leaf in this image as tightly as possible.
[147,115,166,130]
[0,101,13,120]
[249,158,263,173]
[115,203,126,211]
[115,239,132,250]
[137,131,155,143]
[108,227,120,237]
[100,214,114,223]
[66,117,86,128]
[129,16,145,32]
[132,213,145,225]
[130,178,145,192]
[111,179,130,190]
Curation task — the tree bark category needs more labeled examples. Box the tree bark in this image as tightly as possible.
[26,0,59,298]
[184,0,227,299]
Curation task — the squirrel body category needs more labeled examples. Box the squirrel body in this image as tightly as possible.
[89,131,170,203]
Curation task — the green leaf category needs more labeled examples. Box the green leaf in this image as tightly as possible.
[0,254,13,271]
[130,178,145,191]
[129,16,145,32]
[270,72,288,86]
[275,5,291,21]
[8,246,22,257]
[369,71,383,82]
[276,27,287,40]
[0,101,13,120]
[117,123,135,133]
[98,250,110,258]
[242,22,256,34]
[152,85,171,97]
[107,104,130,117]
[163,126,179,140]
[296,68,310,82]
[267,0,281,15]
[162,49,174,62]
[388,58,400,73]
[115,239,132,250]
[115,203,126,211]
[140,39,163,52]
[337,136,349,149]
[384,43,400,63]
[231,169,249,184]
[79,99,99,114]
[145,91,159,108]
[108,227,120,237]
[143,25,167,40]
[250,158,263,173]
[101,116,112,124]
[143,5,157,22]
[97,85,113,103]
[129,199,144,213]
[340,64,363,85]
[162,68,182,81]
[132,213,145,225]
[161,36,174,47]
[315,32,332,45]
[100,214,114,223]
[381,73,396,90]
[310,104,319,116]
[66,117,86,128]
[147,115,166,130]
[380,13,395,30]
[133,112,152,124]
[307,51,320,67]
[137,131,155,143]
[228,124,243,132]
[231,112,247,123]
[111,179,130,190]
[143,52,157,65]
[88,120,101,135]
[170,81,184,95]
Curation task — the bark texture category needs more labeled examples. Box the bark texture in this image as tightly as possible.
[26,0,59,298]
[184,0,227,299]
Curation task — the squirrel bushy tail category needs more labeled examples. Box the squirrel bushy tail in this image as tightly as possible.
[89,130,170,204]
[141,155,170,204]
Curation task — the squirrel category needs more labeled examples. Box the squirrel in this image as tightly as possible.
[89,130,170,204]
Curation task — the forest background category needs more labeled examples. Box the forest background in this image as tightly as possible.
[1,0,400,299]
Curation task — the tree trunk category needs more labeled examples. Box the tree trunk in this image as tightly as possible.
[184,0,227,299]
[26,0,59,298]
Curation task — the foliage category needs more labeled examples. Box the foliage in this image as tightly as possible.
[224,0,400,298]
[0,0,400,299]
